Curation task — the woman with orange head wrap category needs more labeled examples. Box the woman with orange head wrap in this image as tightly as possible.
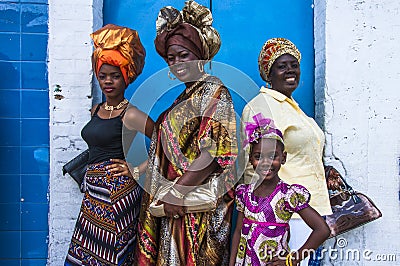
[65,24,154,266]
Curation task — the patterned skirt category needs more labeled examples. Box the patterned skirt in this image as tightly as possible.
[65,160,141,266]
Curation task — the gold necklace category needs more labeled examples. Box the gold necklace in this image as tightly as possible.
[185,74,210,94]
[104,98,128,119]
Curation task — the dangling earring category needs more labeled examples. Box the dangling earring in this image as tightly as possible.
[168,70,176,80]
[266,80,272,89]
[197,61,204,73]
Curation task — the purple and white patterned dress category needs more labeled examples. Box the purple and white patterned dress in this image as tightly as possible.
[234,181,310,266]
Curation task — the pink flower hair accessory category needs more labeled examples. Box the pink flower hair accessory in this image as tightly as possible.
[243,113,284,150]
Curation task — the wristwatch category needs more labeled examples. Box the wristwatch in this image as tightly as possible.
[132,166,140,181]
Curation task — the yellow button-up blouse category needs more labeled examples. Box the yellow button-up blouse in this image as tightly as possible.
[241,87,332,216]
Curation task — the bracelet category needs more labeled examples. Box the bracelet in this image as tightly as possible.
[132,166,140,181]
[285,252,293,266]
[170,186,185,199]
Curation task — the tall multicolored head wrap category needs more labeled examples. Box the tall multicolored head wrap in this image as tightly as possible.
[90,24,146,86]
[258,38,301,82]
[154,0,221,61]
[243,113,284,150]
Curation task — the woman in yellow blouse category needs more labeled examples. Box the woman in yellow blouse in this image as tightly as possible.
[241,38,331,266]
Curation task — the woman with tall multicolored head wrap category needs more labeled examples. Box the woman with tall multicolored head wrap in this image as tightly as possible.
[153,0,221,84]
[135,1,237,265]
[241,38,332,265]
[65,24,154,266]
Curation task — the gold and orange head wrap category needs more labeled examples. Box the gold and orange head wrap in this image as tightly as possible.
[90,24,146,86]
[154,0,221,61]
[258,38,301,82]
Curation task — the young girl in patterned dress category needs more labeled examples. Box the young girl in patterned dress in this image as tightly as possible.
[230,113,330,266]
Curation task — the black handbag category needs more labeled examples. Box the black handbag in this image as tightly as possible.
[62,149,89,192]
[324,166,382,238]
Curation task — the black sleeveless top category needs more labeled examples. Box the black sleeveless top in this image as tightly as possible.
[81,103,135,164]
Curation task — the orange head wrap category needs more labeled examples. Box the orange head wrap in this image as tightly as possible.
[258,38,301,82]
[91,24,146,86]
[96,50,130,85]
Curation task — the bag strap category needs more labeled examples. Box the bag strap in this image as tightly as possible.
[119,104,129,118]
[339,176,361,204]
[92,102,103,116]
[325,165,361,204]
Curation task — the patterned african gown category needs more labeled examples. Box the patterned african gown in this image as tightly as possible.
[135,75,238,266]
[234,181,310,266]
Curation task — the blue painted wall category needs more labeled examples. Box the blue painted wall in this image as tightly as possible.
[0,1,49,265]
[103,0,315,118]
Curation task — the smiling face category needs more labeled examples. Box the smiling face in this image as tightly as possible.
[249,138,287,182]
[97,64,127,100]
[166,44,202,82]
[268,53,300,98]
